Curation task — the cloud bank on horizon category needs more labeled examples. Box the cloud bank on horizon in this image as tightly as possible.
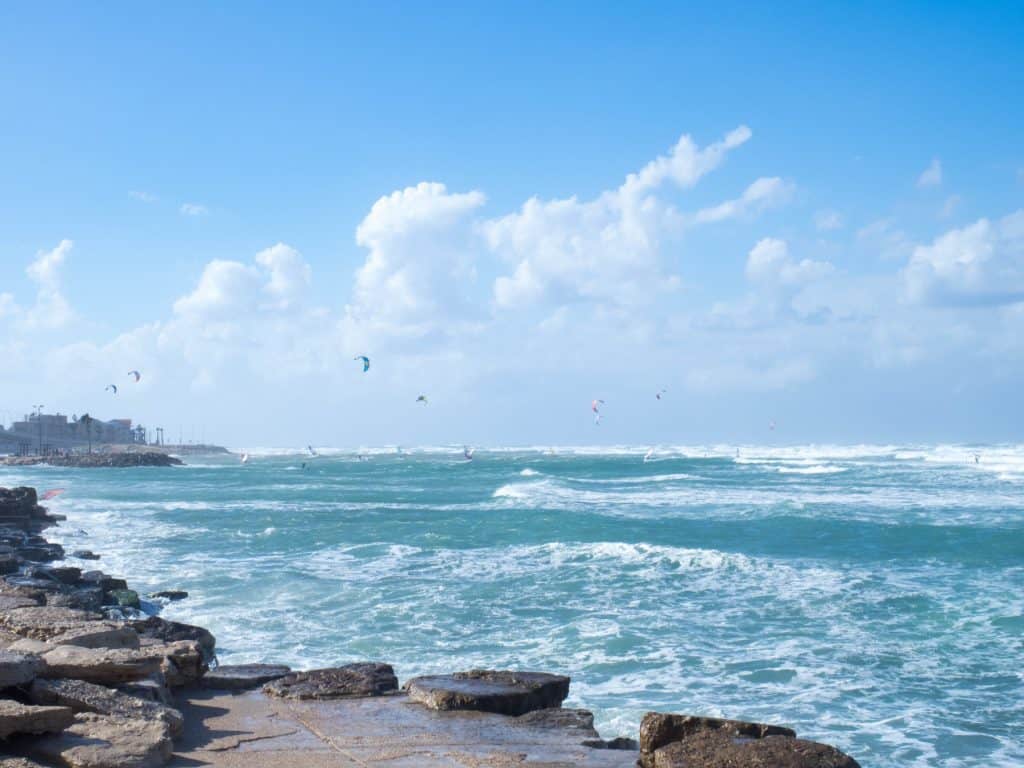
[2,120,1023,445]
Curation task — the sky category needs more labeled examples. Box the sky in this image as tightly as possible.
[1,1,1023,447]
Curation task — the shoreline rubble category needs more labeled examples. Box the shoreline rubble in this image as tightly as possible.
[0,485,861,766]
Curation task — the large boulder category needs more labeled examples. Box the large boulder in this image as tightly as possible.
[0,699,74,739]
[405,670,570,716]
[0,607,103,641]
[48,623,140,651]
[263,663,397,700]
[30,678,183,737]
[130,616,215,662]
[651,731,861,768]
[0,650,44,689]
[153,640,207,687]
[40,646,162,685]
[26,712,172,768]
[201,663,292,691]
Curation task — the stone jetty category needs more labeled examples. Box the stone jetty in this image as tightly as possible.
[0,485,862,766]
[1,452,183,469]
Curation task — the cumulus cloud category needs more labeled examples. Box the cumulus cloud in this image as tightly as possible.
[129,191,157,203]
[917,158,943,188]
[255,243,312,308]
[180,203,209,216]
[487,126,760,310]
[345,182,486,341]
[21,240,74,330]
[745,238,833,287]
[904,209,1024,306]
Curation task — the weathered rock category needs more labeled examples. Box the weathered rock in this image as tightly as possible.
[105,589,140,609]
[5,639,53,654]
[0,757,52,767]
[0,606,103,641]
[148,590,187,601]
[44,586,104,612]
[116,675,173,706]
[263,663,397,700]
[0,650,44,688]
[201,663,292,691]
[0,699,74,739]
[71,550,100,561]
[515,707,597,733]
[25,565,81,586]
[40,645,162,684]
[26,712,172,768]
[80,572,127,593]
[49,623,140,650]
[0,554,20,575]
[651,731,860,768]
[130,616,215,661]
[0,596,40,611]
[3,452,183,468]
[30,678,184,737]
[154,640,207,687]
[639,712,797,768]
[406,670,570,716]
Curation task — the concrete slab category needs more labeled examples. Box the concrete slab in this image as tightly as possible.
[170,689,637,767]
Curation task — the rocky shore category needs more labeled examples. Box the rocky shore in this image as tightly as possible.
[0,485,861,767]
[1,453,183,469]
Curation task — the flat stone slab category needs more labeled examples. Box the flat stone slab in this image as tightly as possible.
[0,649,44,688]
[0,607,102,641]
[169,689,636,767]
[48,622,140,650]
[202,663,292,691]
[0,699,74,739]
[31,677,184,737]
[652,732,861,768]
[0,596,40,611]
[406,670,570,716]
[27,712,172,768]
[40,645,162,684]
[263,663,397,700]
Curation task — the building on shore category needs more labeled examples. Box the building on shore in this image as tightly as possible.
[0,411,148,455]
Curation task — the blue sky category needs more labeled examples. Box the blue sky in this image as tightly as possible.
[1,2,1023,446]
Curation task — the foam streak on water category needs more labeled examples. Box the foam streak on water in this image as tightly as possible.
[4,444,1023,767]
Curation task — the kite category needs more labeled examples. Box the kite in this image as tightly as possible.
[41,489,65,501]
[353,356,370,373]
[591,399,605,425]
[416,395,428,405]
[655,389,668,400]
[128,370,141,382]
[105,384,118,394]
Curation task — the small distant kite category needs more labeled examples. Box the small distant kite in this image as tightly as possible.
[240,453,250,464]
[464,446,475,461]
[591,399,605,425]
[656,389,668,400]
[416,395,428,405]
[128,370,141,382]
[41,489,65,501]
[353,356,370,373]
[307,445,318,457]
[643,448,654,463]
[105,384,118,394]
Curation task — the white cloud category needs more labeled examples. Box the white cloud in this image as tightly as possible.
[255,243,312,308]
[904,209,1024,306]
[345,182,486,342]
[815,209,844,231]
[693,177,792,224]
[745,238,833,287]
[129,191,157,203]
[180,203,209,216]
[858,218,913,261]
[21,239,74,330]
[486,126,759,310]
[917,158,943,188]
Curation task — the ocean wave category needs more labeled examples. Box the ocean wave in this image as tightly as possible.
[777,465,848,475]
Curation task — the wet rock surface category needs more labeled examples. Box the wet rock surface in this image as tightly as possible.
[651,731,861,768]
[201,663,292,690]
[0,650,44,688]
[406,669,571,716]
[263,662,398,699]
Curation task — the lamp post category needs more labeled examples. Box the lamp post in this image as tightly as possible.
[32,404,44,455]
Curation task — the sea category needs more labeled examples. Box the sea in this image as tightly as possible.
[2,444,1022,767]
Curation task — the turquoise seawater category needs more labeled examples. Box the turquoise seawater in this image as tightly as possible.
[3,445,1023,766]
